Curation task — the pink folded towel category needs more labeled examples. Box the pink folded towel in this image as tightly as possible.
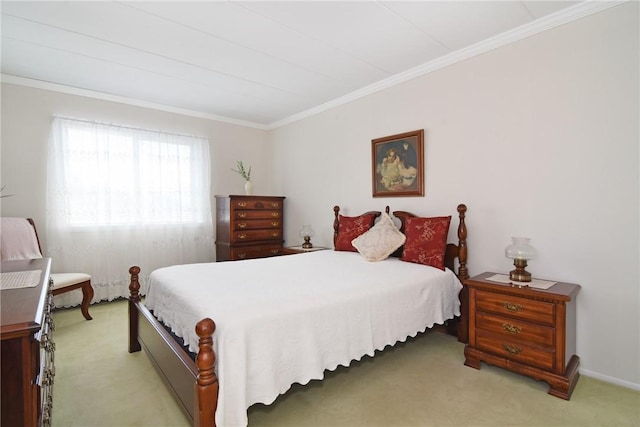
[0,218,43,261]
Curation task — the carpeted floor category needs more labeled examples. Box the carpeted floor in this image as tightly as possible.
[52,300,639,426]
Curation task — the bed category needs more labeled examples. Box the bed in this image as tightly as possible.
[128,204,468,427]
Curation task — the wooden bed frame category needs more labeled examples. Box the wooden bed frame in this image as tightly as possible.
[128,204,468,427]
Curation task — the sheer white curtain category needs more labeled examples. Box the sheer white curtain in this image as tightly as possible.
[46,117,214,307]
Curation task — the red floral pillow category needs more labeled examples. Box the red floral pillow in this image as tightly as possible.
[335,214,378,252]
[401,216,451,270]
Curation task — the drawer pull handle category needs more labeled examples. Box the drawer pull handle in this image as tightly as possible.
[237,253,247,259]
[271,203,280,208]
[503,302,523,312]
[271,212,280,217]
[271,232,280,237]
[238,212,247,218]
[237,202,247,207]
[502,343,522,355]
[270,249,279,254]
[238,223,247,228]
[271,221,279,227]
[238,233,247,239]
[502,323,522,334]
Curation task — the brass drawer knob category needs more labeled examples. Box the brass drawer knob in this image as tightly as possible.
[502,343,522,355]
[271,202,280,208]
[238,212,247,218]
[271,221,279,227]
[238,223,247,228]
[237,202,247,207]
[503,301,523,312]
[270,212,280,217]
[502,323,522,334]
[238,233,247,239]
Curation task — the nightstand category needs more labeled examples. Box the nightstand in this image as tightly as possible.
[281,246,329,255]
[463,272,580,400]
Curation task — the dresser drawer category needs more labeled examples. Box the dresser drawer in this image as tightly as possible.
[476,312,554,347]
[476,331,555,371]
[231,229,282,243]
[476,290,555,326]
[231,245,282,260]
[233,210,282,220]
[232,199,283,210]
[233,219,282,230]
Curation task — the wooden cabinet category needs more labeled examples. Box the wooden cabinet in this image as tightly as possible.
[1,258,54,426]
[215,195,285,261]
[463,272,580,400]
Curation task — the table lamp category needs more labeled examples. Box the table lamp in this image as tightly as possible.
[505,237,537,282]
[299,225,315,249]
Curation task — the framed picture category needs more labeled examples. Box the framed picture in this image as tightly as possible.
[372,129,424,197]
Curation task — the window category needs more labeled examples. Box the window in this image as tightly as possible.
[46,117,214,306]
[49,117,210,227]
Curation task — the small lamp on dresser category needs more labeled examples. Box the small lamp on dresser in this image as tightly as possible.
[299,225,315,249]
[505,237,537,282]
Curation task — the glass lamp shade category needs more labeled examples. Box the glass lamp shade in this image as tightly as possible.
[299,225,315,249]
[505,237,537,282]
[505,237,537,260]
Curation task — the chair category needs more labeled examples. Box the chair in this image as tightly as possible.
[0,217,94,320]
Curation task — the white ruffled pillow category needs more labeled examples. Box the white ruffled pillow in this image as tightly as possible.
[351,213,406,262]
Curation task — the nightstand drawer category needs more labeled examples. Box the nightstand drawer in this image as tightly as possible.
[476,290,555,326]
[476,332,555,371]
[476,312,554,347]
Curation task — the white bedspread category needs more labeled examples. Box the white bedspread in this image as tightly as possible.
[145,250,462,427]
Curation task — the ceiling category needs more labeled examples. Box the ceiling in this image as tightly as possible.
[1,1,612,129]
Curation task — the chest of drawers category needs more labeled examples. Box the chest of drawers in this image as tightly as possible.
[1,258,54,426]
[215,195,285,261]
[463,272,580,400]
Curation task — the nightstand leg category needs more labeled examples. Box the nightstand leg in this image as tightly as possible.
[463,345,481,369]
[548,355,580,400]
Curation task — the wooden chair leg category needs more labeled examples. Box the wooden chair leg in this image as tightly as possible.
[80,282,94,320]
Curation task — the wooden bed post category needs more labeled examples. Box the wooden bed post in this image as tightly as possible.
[456,204,468,281]
[333,206,340,248]
[195,318,219,427]
[455,204,469,343]
[128,266,142,353]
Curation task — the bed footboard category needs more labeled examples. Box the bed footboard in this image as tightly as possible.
[128,266,219,426]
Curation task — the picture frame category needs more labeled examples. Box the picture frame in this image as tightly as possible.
[371,129,424,197]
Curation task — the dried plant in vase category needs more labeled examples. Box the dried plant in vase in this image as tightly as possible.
[231,161,253,195]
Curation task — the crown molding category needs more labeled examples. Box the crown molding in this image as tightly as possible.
[0,74,270,130]
[267,0,626,130]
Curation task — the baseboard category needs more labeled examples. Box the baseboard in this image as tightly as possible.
[580,368,640,392]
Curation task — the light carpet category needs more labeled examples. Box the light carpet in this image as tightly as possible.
[52,300,639,426]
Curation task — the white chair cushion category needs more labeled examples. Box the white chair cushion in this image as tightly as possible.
[51,273,91,289]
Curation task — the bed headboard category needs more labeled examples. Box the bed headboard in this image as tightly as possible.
[332,204,468,281]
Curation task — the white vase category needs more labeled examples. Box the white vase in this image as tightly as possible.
[244,180,253,195]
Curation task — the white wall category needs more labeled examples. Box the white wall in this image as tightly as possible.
[0,83,270,255]
[269,3,639,388]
